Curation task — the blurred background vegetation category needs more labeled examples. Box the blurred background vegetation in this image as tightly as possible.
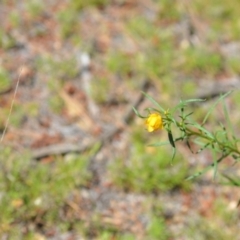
[0,0,240,239]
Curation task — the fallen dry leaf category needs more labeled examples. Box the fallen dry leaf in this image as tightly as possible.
[60,89,96,131]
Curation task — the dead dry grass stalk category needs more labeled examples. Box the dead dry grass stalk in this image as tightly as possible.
[0,68,22,142]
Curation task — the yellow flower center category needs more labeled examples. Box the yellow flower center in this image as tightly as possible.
[145,113,163,132]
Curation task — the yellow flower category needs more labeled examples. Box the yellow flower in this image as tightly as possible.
[145,113,163,132]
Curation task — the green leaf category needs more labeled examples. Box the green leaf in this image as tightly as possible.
[222,174,240,187]
[184,99,206,103]
[214,128,228,144]
[170,147,176,165]
[168,131,175,148]
[212,149,218,180]
[186,153,228,180]
[186,140,194,153]
[171,100,185,113]
[196,142,210,154]
[171,99,205,113]
[148,141,170,147]
[190,123,214,139]
[232,154,240,160]
[185,112,194,118]
[144,107,162,114]
[142,91,165,112]
[222,95,235,140]
[167,131,176,164]
[202,91,232,125]
[186,164,213,181]
[132,107,146,118]
[193,138,206,146]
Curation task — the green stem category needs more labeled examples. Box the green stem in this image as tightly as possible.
[175,121,240,156]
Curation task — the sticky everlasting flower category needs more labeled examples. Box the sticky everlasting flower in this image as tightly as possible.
[145,113,163,132]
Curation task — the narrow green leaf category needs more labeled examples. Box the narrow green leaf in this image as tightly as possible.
[167,131,176,164]
[186,165,213,181]
[232,154,240,160]
[185,112,194,118]
[132,107,146,118]
[148,141,170,147]
[144,107,162,114]
[222,96,235,140]
[171,147,176,165]
[171,101,185,113]
[186,153,228,181]
[202,91,232,125]
[196,142,210,154]
[168,131,175,148]
[214,129,228,144]
[172,99,205,113]
[186,140,194,153]
[222,174,240,187]
[193,138,207,146]
[184,99,205,103]
[212,149,218,180]
[142,91,165,112]
[190,123,214,139]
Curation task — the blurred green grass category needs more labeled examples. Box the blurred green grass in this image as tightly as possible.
[109,128,191,193]
[0,147,91,238]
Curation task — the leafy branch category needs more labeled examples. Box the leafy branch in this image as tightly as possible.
[134,91,240,180]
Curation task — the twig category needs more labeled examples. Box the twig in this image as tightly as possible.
[1,69,22,142]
